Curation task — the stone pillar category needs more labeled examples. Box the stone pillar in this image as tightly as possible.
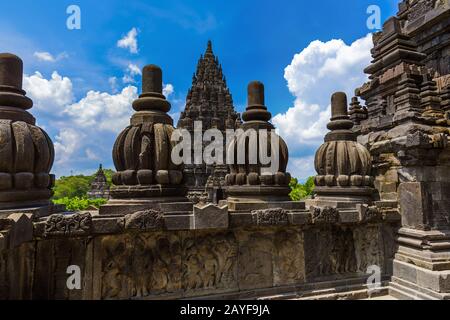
[100,65,188,216]
[0,53,55,215]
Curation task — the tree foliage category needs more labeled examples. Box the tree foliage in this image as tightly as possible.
[53,197,107,211]
[52,169,114,200]
[289,176,315,201]
[52,168,114,211]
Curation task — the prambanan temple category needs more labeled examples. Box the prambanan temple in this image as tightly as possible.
[0,0,449,300]
[177,40,241,203]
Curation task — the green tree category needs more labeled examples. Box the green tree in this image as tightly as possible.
[52,167,115,200]
[53,197,107,211]
[289,176,315,201]
[53,175,92,199]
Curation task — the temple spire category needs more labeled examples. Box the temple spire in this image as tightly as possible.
[205,40,213,57]
[177,40,241,197]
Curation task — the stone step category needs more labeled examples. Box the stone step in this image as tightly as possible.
[389,278,441,300]
[258,282,390,300]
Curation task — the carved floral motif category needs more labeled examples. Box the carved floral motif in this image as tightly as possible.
[119,209,165,231]
[251,208,289,226]
[44,212,92,237]
[310,206,339,224]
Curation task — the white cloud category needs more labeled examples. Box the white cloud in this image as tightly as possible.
[117,28,139,54]
[22,70,141,175]
[163,83,174,97]
[33,51,54,62]
[85,148,101,161]
[127,63,141,76]
[121,63,142,84]
[273,34,373,179]
[23,71,74,114]
[122,74,135,84]
[287,156,316,182]
[54,128,85,166]
[64,86,138,132]
[108,76,119,93]
[33,51,68,62]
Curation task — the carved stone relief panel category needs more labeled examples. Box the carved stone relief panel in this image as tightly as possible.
[407,0,437,21]
[237,230,274,290]
[99,233,183,299]
[273,228,305,286]
[304,226,358,280]
[353,226,384,273]
[182,231,238,294]
[100,234,130,299]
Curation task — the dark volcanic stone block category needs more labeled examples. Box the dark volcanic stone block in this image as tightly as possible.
[398,182,432,230]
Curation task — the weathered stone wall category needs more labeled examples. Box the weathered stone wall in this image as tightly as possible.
[0,223,396,300]
[400,0,450,76]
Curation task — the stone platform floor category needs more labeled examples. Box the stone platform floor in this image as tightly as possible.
[362,295,398,300]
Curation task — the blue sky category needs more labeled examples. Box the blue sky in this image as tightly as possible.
[0,0,399,180]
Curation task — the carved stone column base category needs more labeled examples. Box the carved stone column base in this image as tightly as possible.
[390,228,450,299]
[225,186,291,204]
[0,189,53,211]
[313,187,376,204]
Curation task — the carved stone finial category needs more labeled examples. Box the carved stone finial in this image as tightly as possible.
[131,65,171,121]
[325,92,355,142]
[142,64,163,94]
[349,96,367,125]
[0,53,24,90]
[242,81,272,124]
[109,64,184,202]
[225,81,291,201]
[0,53,34,123]
[313,92,374,203]
[331,92,349,119]
[0,53,55,210]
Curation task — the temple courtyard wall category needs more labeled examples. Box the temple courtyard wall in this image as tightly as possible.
[0,210,398,300]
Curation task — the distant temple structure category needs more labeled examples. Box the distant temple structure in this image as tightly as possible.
[177,41,241,202]
[0,0,449,301]
[87,164,110,199]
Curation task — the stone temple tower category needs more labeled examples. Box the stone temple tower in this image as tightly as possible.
[87,164,110,199]
[177,41,241,200]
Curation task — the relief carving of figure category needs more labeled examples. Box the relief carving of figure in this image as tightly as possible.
[274,230,303,284]
[101,236,128,299]
[130,236,153,298]
[353,227,382,272]
[182,233,236,291]
[141,234,182,295]
[238,233,273,288]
